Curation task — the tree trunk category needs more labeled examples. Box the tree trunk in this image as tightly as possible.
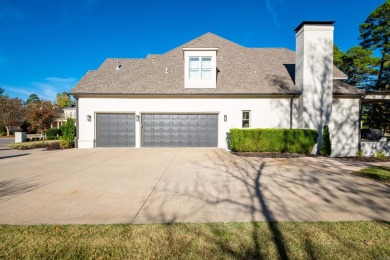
[5,126,10,136]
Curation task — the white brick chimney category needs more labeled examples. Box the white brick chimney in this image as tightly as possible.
[295,21,334,154]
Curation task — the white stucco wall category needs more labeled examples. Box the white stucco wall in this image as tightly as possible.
[361,140,390,156]
[77,97,296,149]
[295,24,334,154]
[330,98,360,157]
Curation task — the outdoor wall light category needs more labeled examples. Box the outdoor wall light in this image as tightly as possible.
[224,115,227,122]
[86,115,91,122]
[136,115,140,121]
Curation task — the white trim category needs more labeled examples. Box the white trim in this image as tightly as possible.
[182,47,218,51]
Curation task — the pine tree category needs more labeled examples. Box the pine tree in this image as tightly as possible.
[321,125,332,156]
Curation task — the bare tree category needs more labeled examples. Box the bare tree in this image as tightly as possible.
[0,95,24,136]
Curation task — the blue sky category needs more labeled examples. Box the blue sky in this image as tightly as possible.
[0,0,385,101]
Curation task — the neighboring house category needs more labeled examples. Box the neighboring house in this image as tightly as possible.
[52,106,77,129]
[70,21,368,157]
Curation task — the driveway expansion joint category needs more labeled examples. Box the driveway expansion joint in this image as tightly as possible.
[131,149,179,223]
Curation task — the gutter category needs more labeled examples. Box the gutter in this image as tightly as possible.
[68,92,302,98]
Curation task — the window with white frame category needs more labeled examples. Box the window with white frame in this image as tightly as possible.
[242,111,250,128]
[189,57,212,79]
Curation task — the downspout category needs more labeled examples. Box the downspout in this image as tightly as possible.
[290,94,296,129]
[358,93,366,152]
[75,95,79,148]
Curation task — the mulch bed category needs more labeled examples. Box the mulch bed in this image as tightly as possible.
[337,156,389,162]
[231,152,314,158]
[231,152,389,161]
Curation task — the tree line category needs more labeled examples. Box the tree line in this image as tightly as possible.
[334,0,389,132]
[0,90,73,136]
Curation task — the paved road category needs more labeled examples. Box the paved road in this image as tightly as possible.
[0,145,389,224]
[0,138,14,145]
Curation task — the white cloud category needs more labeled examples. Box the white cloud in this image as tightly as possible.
[33,77,76,100]
[3,77,77,101]
[265,0,281,28]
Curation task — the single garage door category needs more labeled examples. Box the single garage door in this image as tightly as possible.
[142,114,218,147]
[96,113,135,147]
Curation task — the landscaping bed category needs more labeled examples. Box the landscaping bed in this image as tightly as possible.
[0,221,389,259]
[231,152,314,158]
[10,140,60,150]
[339,156,389,162]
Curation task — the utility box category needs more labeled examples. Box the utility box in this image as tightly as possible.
[15,132,27,143]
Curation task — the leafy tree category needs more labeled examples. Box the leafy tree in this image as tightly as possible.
[0,95,24,136]
[333,45,344,68]
[25,94,41,105]
[60,117,76,149]
[25,100,60,134]
[339,46,378,87]
[0,87,4,96]
[56,91,71,108]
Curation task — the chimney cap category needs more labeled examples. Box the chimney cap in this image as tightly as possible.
[294,21,335,32]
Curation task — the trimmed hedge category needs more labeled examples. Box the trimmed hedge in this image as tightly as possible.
[229,128,318,154]
[46,128,61,140]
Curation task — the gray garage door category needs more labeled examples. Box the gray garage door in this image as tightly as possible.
[96,113,135,147]
[142,114,218,147]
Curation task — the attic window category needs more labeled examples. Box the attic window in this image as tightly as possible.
[189,57,212,79]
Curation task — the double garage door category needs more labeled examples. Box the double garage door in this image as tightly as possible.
[96,113,218,147]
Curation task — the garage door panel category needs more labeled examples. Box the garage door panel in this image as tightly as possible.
[142,114,218,147]
[97,113,135,147]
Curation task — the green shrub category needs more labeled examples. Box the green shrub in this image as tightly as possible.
[11,140,60,150]
[355,151,364,158]
[46,128,61,140]
[59,139,73,149]
[229,128,318,154]
[60,118,76,149]
[321,124,332,156]
[375,151,387,161]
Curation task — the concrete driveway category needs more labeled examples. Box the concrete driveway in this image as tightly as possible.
[0,145,389,224]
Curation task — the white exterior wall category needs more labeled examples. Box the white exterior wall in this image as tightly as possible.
[77,97,295,149]
[330,98,360,157]
[361,140,390,156]
[295,24,334,154]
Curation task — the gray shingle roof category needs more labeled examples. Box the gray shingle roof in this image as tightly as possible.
[333,80,364,94]
[71,32,357,95]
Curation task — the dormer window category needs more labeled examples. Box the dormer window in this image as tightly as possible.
[183,47,217,88]
[189,57,212,79]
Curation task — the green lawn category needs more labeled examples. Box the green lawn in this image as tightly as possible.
[1,221,389,259]
[353,166,390,184]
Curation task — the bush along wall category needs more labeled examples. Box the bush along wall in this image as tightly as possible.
[320,124,332,156]
[229,128,318,154]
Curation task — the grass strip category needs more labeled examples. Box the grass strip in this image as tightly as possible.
[1,221,389,259]
[353,166,390,184]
